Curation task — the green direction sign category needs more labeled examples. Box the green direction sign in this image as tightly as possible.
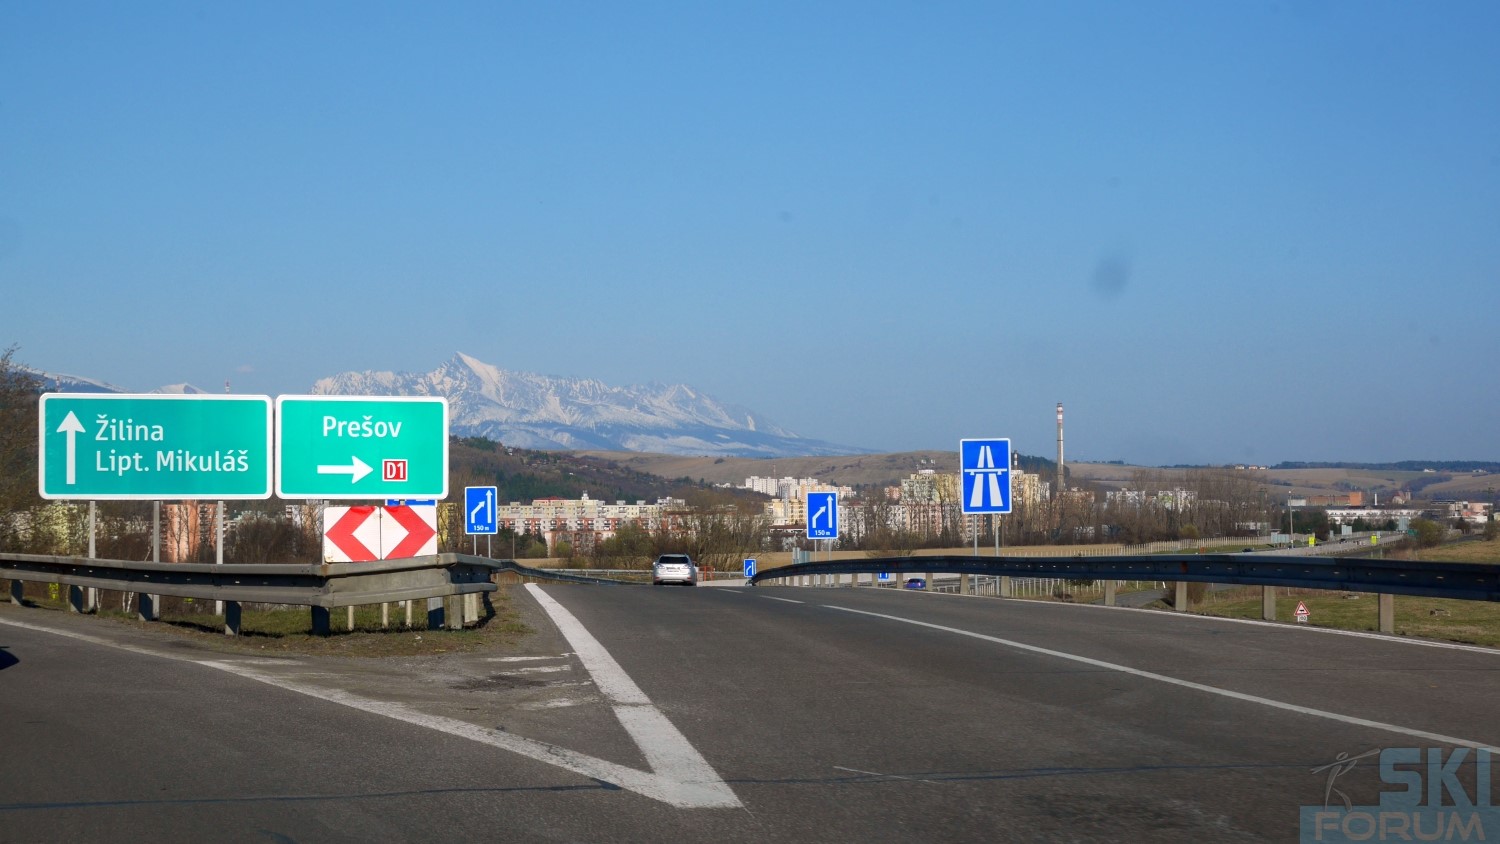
[275,396,448,500]
[38,394,273,500]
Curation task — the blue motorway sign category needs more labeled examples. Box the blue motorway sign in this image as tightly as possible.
[464,486,498,535]
[806,491,839,540]
[743,558,756,578]
[960,438,1012,514]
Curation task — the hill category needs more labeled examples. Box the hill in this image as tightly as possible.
[1067,461,1499,502]
[450,439,767,510]
[575,450,1060,490]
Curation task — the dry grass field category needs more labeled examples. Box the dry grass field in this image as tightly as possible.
[1194,538,1500,647]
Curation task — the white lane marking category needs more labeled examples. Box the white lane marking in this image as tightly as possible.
[822,604,1500,753]
[522,697,593,710]
[940,589,1500,656]
[0,610,739,809]
[762,596,804,605]
[483,655,571,663]
[525,585,741,808]
[500,665,572,675]
[200,658,737,808]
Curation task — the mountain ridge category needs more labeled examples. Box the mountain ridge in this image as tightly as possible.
[310,352,867,457]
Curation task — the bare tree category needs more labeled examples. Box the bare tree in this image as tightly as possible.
[0,346,42,551]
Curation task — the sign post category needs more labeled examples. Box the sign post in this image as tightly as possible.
[275,396,448,499]
[38,394,273,500]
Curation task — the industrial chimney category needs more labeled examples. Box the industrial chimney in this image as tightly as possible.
[1055,403,1065,500]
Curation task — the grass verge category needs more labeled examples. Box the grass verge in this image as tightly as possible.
[1195,586,1500,648]
[0,584,533,658]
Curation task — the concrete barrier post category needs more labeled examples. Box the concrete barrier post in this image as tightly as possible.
[346,606,356,631]
[1103,580,1116,607]
[447,596,463,631]
[1379,593,1394,634]
[1000,576,1012,598]
[10,579,23,605]
[1174,581,1189,612]
[69,585,85,613]
[426,597,445,630]
[137,592,158,622]
[311,606,331,636]
[224,601,242,636]
[381,602,390,629]
[960,574,971,595]
[1262,586,1276,621]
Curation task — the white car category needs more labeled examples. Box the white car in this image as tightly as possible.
[652,554,698,586]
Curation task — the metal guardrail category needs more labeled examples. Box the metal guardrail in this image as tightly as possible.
[750,553,1500,603]
[0,551,513,636]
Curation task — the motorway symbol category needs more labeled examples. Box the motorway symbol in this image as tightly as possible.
[276,396,448,499]
[743,558,756,578]
[465,486,499,535]
[38,393,273,500]
[806,491,839,540]
[323,504,438,562]
[960,438,1012,514]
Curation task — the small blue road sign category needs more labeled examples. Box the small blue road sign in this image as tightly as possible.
[806,491,839,539]
[960,438,1012,514]
[743,558,756,578]
[878,571,892,582]
[464,486,499,535]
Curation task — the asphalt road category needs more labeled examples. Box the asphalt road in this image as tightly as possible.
[2,584,1497,842]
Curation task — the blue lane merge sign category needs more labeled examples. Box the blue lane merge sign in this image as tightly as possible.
[464,486,499,535]
[806,491,839,540]
[743,558,756,578]
[960,438,1012,514]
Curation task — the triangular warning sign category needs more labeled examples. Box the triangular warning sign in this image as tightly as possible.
[1295,601,1309,615]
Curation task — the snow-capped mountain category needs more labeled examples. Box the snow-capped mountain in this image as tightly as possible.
[25,368,128,394]
[26,368,211,395]
[312,352,865,457]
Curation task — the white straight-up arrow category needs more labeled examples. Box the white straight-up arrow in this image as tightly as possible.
[57,411,85,485]
[317,456,372,483]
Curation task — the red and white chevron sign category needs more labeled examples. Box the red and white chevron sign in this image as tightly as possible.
[323,504,438,562]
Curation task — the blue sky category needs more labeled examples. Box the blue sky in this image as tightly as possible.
[3,2,1497,466]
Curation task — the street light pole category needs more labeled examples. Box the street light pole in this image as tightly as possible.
[1287,498,1294,546]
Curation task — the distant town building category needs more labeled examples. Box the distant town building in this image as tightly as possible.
[494,492,687,551]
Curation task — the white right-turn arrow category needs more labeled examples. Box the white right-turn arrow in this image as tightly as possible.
[317,455,372,483]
